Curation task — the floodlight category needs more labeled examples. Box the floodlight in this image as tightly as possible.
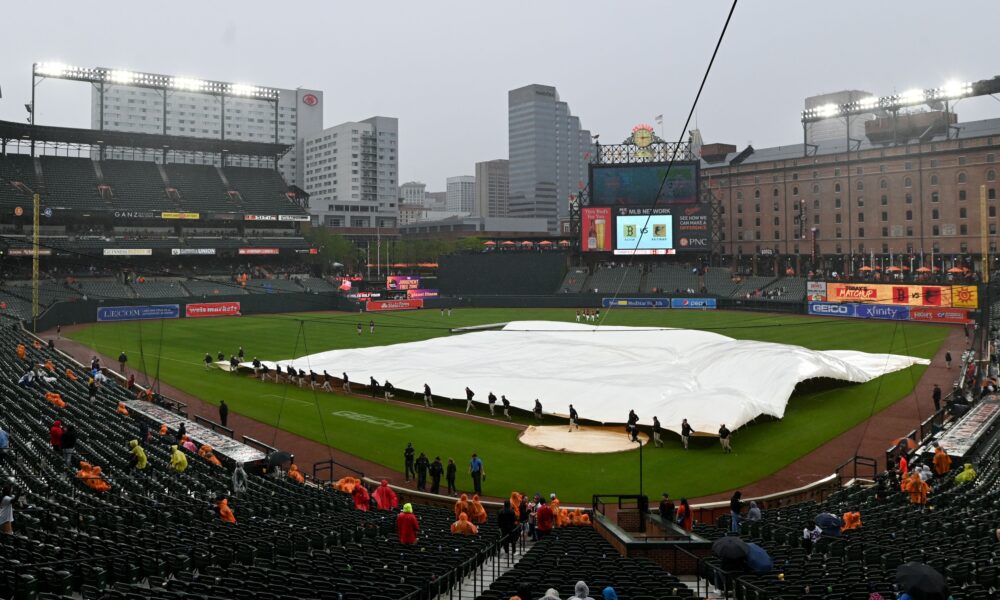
[815,103,840,118]
[938,80,971,100]
[35,62,69,77]
[108,70,135,84]
[898,88,925,105]
[855,96,878,111]
[172,77,206,91]
[230,83,256,97]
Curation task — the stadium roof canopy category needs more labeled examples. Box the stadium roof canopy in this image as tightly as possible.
[0,120,291,157]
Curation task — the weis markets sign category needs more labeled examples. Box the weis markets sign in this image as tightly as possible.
[97,304,180,322]
[186,302,241,318]
[366,299,423,312]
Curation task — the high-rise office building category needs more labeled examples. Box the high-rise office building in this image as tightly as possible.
[425,191,448,211]
[446,175,476,212]
[90,78,323,187]
[301,116,399,228]
[399,181,426,206]
[474,159,509,218]
[508,84,592,233]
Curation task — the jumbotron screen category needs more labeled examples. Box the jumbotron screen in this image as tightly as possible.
[589,161,699,206]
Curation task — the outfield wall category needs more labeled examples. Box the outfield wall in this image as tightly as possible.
[436,294,804,314]
[33,291,357,331]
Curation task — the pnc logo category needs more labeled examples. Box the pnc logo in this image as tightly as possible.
[302,93,319,106]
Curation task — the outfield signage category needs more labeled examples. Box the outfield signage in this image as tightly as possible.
[824,282,977,309]
[186,301,241,318]
[909,307,973,324]
[171,248,216,256]
[278,214,311,222]
[244,214,277,221]
[161,212,200,220]
[366,299,423,312]
[113,210,159,220]
[601,298,670,308]
[806,281,827,301]
[97,304,180,322]
[407,289,439,299]
[671,298,717,309]
[6,248,52,256]
[238,248,280,255]
[808,301,909,321]
[103,248,152,256]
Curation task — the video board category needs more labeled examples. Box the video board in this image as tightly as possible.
[590,161,699,206]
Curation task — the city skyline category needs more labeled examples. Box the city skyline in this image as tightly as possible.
[1,0,998,190]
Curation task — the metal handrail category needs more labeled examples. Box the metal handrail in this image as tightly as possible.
[194,414,234,438]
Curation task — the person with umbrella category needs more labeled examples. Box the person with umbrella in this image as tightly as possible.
[896,562,950,600]
[744,542,772,574]
[815,512,844,538]
[711,536,749,591]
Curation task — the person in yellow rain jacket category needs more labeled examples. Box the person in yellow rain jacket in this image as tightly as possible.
[954,463,977,484]
[169,445,188,473]
[129,440,148,470]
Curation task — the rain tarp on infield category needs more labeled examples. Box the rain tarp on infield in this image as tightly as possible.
[248,321,928,435]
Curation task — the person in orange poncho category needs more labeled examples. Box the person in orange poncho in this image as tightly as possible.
[286,463,305,483]
[45,391,66,409]
[556,508,571,527]
[334,476,359,493]
[454,493,470,520]
[158,424,168,436]
[44,359,54,372]
[199,445,222,467]
[904,472,929,505]
[372,479,398,510]
[451,512,479,535]
[898,453,909,478]
[65,368,77,381]
[933,444,952,476]
[352,482,371,511]
[217,497,237,524]
[579,512,592,526]
[549,493,561,516]
[116,402,129,417]
[469,494,488,524]
[16,343,26,361]
[76,462,111,492]
[841,511,862,532]
[510,491,523,521]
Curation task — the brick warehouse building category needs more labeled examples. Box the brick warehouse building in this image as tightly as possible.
[701,116,1000,274]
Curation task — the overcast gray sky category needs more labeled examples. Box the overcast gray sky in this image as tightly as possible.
[2,0,998,191]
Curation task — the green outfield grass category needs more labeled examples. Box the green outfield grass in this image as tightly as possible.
[69,308,949,502]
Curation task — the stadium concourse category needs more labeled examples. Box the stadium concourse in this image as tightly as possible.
[52,322,968,503]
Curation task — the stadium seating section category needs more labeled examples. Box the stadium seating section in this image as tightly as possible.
[162,164,233,213]
[558,268,589,294]
[38,157,101,210]
[0,155,39,210]
[584,265,642,294]
[0,326,503,600]
[99,161,169,211]
[644,265,700,294]
[223,167,307,215]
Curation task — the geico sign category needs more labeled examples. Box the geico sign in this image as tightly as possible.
[331,410,412,429]
[812,304,850,314]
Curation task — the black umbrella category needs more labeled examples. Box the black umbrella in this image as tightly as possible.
[711,535,749,560]
[815,512,842,529]
[896,562,949,600]
[266,451,293,468]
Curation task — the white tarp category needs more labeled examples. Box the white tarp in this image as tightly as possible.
[248,321,928,436]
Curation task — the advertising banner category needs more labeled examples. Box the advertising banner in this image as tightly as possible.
[171,248,216,256]
[244,214,277,221]
[278,214,311,222]
[600,298,670,308]
[806,281,827,301]
[808,302,855,317]
[674,205,711,251]
[97,304,180,322]
[186,302,241,318]
[366,299,423,312]
[103,248,152,256]
[581,207,612,252]
[807,301,909,320]
[613,207,675,256]
[113,210,159,220]
[6,248,52,256]
[909,307,973,324]
[951,285,979,309]
[238,248,280,255]
[825,283,968,307]
[671,298,717,309]
[346,291,381,300]
[161,212,200,220]
[406,289,439,299]
[386,276,420,290]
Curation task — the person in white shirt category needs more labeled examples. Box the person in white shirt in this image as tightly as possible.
[1,483,16,535]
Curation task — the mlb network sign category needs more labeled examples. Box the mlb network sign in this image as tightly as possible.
[808,302,910,321]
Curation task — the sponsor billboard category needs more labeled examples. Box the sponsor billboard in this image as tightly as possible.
[6,248,52,256]
[171,248,216,255]
[186,302,241,318]
[366,299,423,311]
[806,281,827,301]
[244,214,277,221]
[346,291,381,300]
[103,248,152,256]
[671,298,717,309]
[386,276,420,290]
[825,283,975,308]
[113,210,158,219]
[406,289,439,299]
[97,304,180,322]
[909,307,973,324]
[160,212,200,220]
[600,298,670,308]
[581,207,612,252]
[674,204,711,251]
[807,301,910,320]
[808,302,855,317]
[614,207,675,256]
[278,214,311,222]
[238,248,280,255]
[590,162,699,206]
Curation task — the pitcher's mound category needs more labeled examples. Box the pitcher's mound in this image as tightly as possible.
[518,425,650,454]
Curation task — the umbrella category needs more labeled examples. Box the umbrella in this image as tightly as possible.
[745,543,773,573]
[947,267,964,273]
[859,266,873,271]
[538,240,553,246]
[891,437,918,451]
[711,535,749,560]
[558,240,571,246]
[886,266,901,272]
[500,241,515,246]
[483,241,496,246]
[916,267,932,273]
[896,562,949,600]
[521,241,534,247]
[266,451,293,468]
[815,512,843,529]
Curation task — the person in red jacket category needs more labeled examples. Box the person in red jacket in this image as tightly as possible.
[535,498,554,539]
[352,482,371,511]
[676,498,693,532]
[49,420,63,451]
[373,479,398,510]
[396,503,419,544]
